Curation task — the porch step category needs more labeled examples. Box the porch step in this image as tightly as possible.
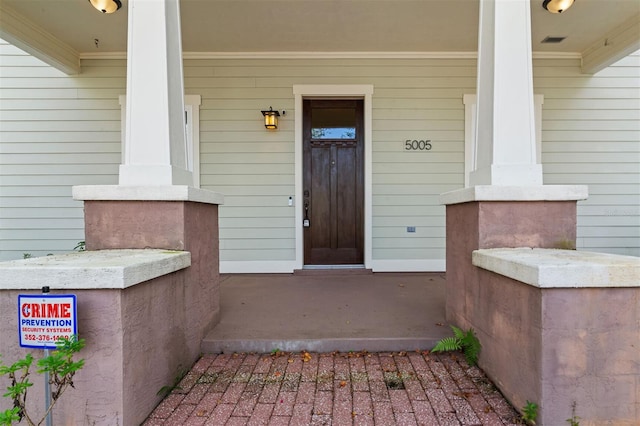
[201,272,450,354]
[201,337,444,354]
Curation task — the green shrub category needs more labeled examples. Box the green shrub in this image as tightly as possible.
[0,336,85,426]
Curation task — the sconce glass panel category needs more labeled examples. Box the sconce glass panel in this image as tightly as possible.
[264,114,278,129]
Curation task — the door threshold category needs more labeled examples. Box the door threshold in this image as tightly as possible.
[294,265,372,275]
[303,264,365,270]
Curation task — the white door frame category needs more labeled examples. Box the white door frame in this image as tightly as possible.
[293,85,374,270]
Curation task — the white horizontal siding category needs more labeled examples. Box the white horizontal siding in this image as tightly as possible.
[369,67,467,263]
[374,217,446,227]
[0,40,120,260]
[1,39,638,264]
[193,58,474,265]
[538,53,640,256]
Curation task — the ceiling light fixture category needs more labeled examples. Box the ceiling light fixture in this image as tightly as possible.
[543,0,575,14]
[89,0,122,14]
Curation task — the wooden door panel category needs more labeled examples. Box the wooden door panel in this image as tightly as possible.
[310,145,331,248]
[336,145,357,248]
[303,99,364,265]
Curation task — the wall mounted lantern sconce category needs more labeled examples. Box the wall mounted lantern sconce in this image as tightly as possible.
[261,107,283,130]
[89,0,122,14]
[542,0,575,13]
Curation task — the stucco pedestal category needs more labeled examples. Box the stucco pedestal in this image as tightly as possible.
[74,185,224,334]
[441,198,579,417]
[0,250,197,426]
[472,248,640,425]
[440,185,587,329]
[6,184,227,426]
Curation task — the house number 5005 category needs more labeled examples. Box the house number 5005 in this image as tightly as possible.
[405,139,432,151]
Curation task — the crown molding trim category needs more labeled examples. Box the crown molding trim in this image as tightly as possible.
[79,50,583,61]
[581,13,640,74]
[0,3,80,75]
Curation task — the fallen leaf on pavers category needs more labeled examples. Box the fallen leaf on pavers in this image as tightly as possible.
[436,322,444,326]
[453,391,475,399]
[288,359,294,363]
[274,371,282,377]
[340,380,347,387]
[196,410,207,417]
[302,351,312,362]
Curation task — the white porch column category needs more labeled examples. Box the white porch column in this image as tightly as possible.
[119,0,193,186]
[469,0,542,187]
[441,3,588,417]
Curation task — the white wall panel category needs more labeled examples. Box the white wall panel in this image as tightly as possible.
[0,41,120,260]
[539,52,640,256]
[1,39,638,263]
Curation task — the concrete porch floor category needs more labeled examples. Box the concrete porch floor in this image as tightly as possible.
[202,272,451,353]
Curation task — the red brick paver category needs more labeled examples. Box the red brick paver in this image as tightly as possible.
[143,351,521,426]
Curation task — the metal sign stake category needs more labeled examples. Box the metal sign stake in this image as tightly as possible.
[42,286,52,426]
[18,286,77,425]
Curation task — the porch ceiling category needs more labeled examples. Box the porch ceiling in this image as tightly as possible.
[1,0,639,75]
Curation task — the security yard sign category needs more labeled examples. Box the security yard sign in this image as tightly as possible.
[18,294,77,349]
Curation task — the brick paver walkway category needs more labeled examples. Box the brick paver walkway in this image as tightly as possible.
[143,351,522,425]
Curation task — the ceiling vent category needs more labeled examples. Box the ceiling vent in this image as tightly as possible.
[541,36,567,43]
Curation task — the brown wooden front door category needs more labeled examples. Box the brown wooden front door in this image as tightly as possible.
[303,99,364,265]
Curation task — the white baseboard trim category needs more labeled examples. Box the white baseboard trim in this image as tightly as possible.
[220,259,446,274]
[371,259,446,272]
[220,261,298,274]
